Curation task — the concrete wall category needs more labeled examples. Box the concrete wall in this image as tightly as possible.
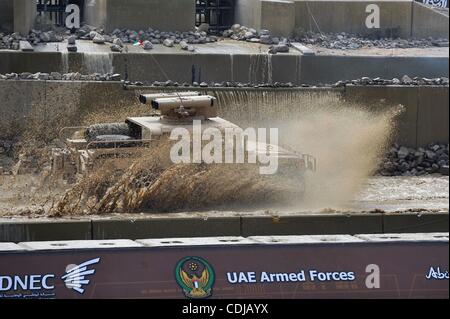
[416,86,449,146]
[0,213,448,242]
[0,80,137,139]
[0,79,448,147]
[13,0,36,35]
[235,0,296,37]
[294,0,413,38]
[84,0,107,29]
[1,51,448,85]
[236,0,449,39]
[412,1,449,39]
[299,55,449,85]
[344,85,449,147]
[235,0,262,30]
[85,0,195,32]
[260,0,296,37]
[0,0,13,32]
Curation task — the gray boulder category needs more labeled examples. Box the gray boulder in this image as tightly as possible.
[93,34,106,44]
[163,39,174,47]
[143,40,153,50]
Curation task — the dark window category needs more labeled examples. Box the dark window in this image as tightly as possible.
[196,0,235,34]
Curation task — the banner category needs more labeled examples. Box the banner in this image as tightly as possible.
[0,242,448,299]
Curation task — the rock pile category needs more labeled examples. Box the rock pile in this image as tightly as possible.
[147,80,296,88]
[0,72,122,82]
[296,31,449,49]
[378,143,449,176]
[1,30,67,50]
[0,32,22,50]
[78,26,219,52]
[334,76,450,87]
[222,24,282,45]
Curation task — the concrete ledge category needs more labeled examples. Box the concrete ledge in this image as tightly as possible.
[382,212,450,233]
[0,213,448,242]
[19,239,143,251]
[356,232,449,242]
[0,242,26,251]
[92,217,242,240]
[137,236,256,247]
[0,220,92,242]
[248,234,365,244]
[240,214,384,236]
[291,43,315,56]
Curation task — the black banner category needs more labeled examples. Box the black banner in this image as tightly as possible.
[0,242,448,299]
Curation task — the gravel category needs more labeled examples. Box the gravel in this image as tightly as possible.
[378,143,449,176]
[295,31,449,50]
[2,25,448,53]
[222,24,283,46]
[0,72,123,82]
[333,76,449,87]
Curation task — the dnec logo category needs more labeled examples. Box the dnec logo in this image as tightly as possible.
[0,258,100,298]
[175,257,215,299]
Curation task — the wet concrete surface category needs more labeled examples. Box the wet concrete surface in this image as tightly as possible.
[14,40,449,57]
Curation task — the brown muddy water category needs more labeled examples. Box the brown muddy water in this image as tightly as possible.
[2,89,446,218]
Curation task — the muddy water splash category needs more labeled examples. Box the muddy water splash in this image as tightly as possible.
[215,89,402,209]
[52,141,303,215]
[52,89,400,215]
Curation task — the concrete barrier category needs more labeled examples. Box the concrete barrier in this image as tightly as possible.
[0,220,92,242]
[193,54,233,83]
[343,85,449,147]
[0,52,63,74]
[299,55,449,85]
[92,216,242,240]
[271,54,300,84]
[412,2,449,39]
[417,86,449,146]
[1,212,448,243]
[0,51,448,86]
[0,80,135,139]
[383,212,450,233]
[1,80,448,147]
[240,214,384,236]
